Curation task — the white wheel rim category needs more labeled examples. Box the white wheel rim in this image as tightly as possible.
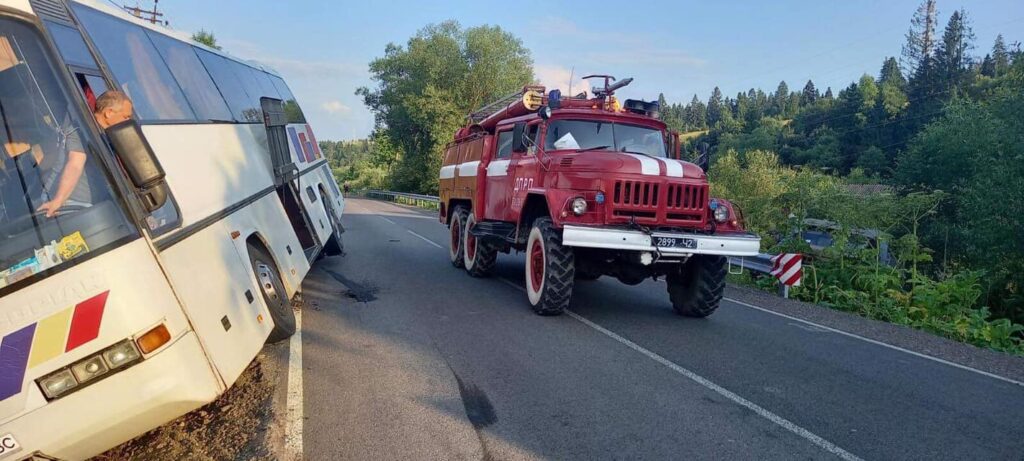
[464,213,477,269]
[525,226,544,305]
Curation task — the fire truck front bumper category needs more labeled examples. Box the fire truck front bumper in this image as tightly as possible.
[560,225,761,257]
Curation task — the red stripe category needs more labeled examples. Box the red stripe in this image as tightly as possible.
[780,256,800,274]
[783,270,802,286]
[306,125,321,158]
[65,291,108,352]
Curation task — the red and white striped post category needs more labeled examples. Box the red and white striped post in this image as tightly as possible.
[770,253,802,298]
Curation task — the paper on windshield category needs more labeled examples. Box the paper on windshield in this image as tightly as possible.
[553,133,579,150]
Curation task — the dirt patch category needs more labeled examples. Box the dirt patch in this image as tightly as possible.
[91,346,285,461]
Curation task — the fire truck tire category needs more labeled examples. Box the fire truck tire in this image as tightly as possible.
[525,218,575,315]
[666,255,727,318]
[464,213,497,277]
[248,243,296,343]
[449,206,468,268]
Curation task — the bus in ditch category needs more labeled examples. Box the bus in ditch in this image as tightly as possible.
[0,0,344,458]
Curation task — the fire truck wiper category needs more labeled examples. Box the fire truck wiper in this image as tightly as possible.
[575,145,611,153]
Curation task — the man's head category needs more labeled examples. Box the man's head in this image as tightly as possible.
[93,90,132,129]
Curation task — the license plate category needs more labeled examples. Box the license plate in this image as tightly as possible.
[654,236,697,249]
[0,434,21,460]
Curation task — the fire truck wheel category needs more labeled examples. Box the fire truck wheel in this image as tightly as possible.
[666,255,727,318]
[464,212,497,277]
[449,206,468,268]
[248,243,296,343]
[525,217,575,315]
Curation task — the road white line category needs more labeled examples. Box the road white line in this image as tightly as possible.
[285,309,304,460]
[723,297,1024,387]
[378,216,397,225]
[497,275,862,461]
[408,229,443,249]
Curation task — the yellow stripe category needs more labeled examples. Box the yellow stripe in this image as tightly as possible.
[27,307,73,368]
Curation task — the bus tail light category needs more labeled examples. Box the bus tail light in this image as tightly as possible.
[136,324,170,354]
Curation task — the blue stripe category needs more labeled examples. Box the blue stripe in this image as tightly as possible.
[0,324,36,401]
[286,127,303,163]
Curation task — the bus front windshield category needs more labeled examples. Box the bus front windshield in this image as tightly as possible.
[0,18,135,293]
[544,119,668,158]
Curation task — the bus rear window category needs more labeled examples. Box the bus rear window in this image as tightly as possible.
[0,19,137,293]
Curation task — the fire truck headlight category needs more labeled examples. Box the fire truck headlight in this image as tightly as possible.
[571,197,588,216]
[38,369,78,399]
[714,205,730,223]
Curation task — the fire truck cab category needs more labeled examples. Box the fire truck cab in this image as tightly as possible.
[439,76,760,316]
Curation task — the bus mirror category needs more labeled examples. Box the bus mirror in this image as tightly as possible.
[511,121,527,153]
[105,119,168,212]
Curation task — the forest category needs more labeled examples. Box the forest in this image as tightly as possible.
[322,1,1023,353]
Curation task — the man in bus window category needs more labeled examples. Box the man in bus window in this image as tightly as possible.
[36,90,132,217]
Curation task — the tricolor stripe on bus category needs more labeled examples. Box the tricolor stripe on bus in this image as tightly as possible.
[0,291,109,401]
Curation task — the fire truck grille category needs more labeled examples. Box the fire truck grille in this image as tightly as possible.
[610,180,707,226]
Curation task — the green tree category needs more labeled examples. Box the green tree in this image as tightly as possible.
[800,80,818,106]
[935,9,976,92]
[357,21,533,194]
[772,80,789,116]
[684,94,706,131]
[706,87,725,127]
[191,29,220,50]
[991,34,1010,77]
[901,0,938,75]
[879,57,907,88]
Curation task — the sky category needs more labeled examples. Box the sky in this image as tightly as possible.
[150,0,1024,141]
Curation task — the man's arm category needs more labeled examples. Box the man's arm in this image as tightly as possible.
[37,150,86,218]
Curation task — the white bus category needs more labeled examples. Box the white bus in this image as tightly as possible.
[0,0,344,458]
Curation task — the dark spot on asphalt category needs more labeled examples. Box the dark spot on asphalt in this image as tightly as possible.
[389,239,400,242]
[453,373,497,429]
[324,269,378,303]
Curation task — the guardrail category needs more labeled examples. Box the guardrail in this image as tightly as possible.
[359,189,788,296]
[363,190,440,209]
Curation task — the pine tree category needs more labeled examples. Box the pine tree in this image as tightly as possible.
[685,94,706,131]
[879,57,907,88]
[901,0,938,75]
[935,9,976,92]
[980,54,996,77]
[801,80,818,106]
[707,87,725,127]
[992,34,1010,77]
[772,81,789,116]
[824,87,834,100]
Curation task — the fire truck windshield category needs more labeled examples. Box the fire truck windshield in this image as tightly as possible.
[545,119,667,158]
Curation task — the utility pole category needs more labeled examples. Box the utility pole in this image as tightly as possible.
[122,0,168,26]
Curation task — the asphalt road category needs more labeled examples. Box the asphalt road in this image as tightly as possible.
[298,198,1024,460]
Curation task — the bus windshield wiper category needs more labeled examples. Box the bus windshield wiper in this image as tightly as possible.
[575,145,611,153]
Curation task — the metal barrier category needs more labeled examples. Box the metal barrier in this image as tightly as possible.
[364,190,440,209]
[729,253,794,298]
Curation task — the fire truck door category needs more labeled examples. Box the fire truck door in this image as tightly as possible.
[485,129,516,220]
[509,123,541,220]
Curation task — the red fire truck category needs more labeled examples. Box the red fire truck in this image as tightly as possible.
[439,76,760,317]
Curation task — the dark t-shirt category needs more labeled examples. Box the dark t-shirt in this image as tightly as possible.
[37,114,94,205]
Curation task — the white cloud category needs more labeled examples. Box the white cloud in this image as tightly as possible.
[321,100,351,115]
[534,64,589,96]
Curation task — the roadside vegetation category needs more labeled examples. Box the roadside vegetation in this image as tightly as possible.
[322,1,1023,354]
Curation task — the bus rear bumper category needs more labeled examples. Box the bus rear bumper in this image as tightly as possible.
[1,331,221,461]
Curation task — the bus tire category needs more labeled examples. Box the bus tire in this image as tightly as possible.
[449,206,468,268]
[666,255,727,318]
[322,195,344,257]
[249,244,296,343]
[464,212,497,277]
[525,218,575,315]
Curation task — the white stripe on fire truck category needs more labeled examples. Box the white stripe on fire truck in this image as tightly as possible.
[487,159,510,177]
[439,165,456,180]
[458,160,481,177]
[660,158,685,178]
[624,154,660,176]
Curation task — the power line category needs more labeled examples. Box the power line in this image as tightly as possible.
[120,0,168,26]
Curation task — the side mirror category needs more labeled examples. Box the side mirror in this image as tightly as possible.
[105,119,168,212]
[511,121,527,153]
[696,142,710,172]
[671,131,681,160]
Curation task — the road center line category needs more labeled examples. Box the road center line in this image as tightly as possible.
[495,275,862,461]
[378,216,397,225]
[285,309,304,459]
[408,229,443,249]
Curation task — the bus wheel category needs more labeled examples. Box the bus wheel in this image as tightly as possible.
[322,197,344,257]
[249,244,296,343]
[449,206,468,268]
[525,218,575,315]
[464,212,497,277]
